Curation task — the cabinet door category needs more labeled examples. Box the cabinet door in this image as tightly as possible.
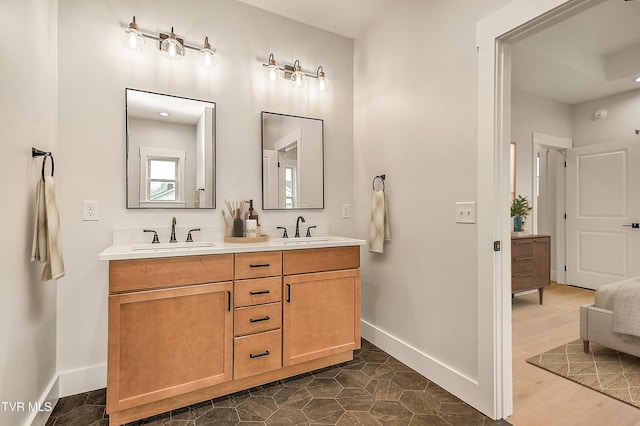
[283,269,360,366]
[107,282,233,412]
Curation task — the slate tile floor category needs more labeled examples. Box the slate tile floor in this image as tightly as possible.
[46,339,511,426]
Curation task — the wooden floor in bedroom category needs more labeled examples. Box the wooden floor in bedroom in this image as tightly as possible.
[509,282,640,426]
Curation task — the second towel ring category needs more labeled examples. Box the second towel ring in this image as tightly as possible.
[373,174,385,191]
[32,147,54,181]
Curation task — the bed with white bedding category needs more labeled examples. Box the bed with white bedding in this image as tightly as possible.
[580,277,640,356]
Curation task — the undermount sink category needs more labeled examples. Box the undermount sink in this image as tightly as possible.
[132,241,216,251]
[282,237,330,245]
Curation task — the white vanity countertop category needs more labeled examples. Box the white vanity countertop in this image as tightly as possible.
[98,235,366,261]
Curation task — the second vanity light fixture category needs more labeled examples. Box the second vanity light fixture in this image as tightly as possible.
[122,16,216,68]
[263,53,329,91]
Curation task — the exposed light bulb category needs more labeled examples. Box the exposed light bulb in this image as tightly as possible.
[199,37,216,68]
[161,27,184,61]
[316,67,328,92]
[122,16,144,53]
[291,60,305,88]
[265,54,280,82]
[159,112,169,117]
[636,75,640,83]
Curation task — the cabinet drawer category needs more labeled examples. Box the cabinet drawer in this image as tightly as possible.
[234,277,282,307]
[234,303,282,337]
[512,258,533,275]
[512,273,534,292]
[235,251,282,279]
[234,329,282,380]
[511,240,533,258]
[283,246,360,275]
[109,255,234,293]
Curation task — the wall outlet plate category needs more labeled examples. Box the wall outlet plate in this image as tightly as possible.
[83,200,100,221]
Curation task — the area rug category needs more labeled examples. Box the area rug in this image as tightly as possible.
[527,339,640,408]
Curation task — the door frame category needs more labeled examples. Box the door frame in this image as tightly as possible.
[476,0,604,419]
[531,133,572,283]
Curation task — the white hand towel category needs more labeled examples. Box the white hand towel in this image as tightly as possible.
[31,176,65,281]
[369,190,391,253]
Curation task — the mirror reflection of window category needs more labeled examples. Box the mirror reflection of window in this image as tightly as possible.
[285,166,296,208]
[149,159,178,201]
[139,147,186,208]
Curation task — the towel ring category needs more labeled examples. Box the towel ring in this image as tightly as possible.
[372,174,385,191]
[32,147,54,181]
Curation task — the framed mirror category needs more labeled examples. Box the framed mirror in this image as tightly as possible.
[261,112,324,210]
[126,88,216,209]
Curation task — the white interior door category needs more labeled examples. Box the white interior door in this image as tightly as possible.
[566,140,640,290]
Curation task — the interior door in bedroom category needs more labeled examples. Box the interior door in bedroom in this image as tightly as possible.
[566,140,640,290]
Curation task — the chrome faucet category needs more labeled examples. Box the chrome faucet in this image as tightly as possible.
[295,216,305,238]
[170,217,177,243]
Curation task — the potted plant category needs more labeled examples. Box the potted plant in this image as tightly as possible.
[511,195,532,233]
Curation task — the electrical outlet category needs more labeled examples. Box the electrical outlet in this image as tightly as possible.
[342,204,351,218]
[83,200,100,221]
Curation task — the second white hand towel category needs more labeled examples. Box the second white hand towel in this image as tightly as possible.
[369,190,391,253]
[31,176,65,281]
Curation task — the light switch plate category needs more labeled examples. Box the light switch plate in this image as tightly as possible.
[342,204,351,218]
[456,201,476,224]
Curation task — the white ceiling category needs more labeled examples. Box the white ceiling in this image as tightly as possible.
[237,0,640,105]
[511,0,640,105]
[127,90,215,125]
[236,0,394,39]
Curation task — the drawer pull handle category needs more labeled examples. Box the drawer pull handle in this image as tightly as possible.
[249,263,271,268]
[514,257,533,261]
[227,290,231,312]
[249,350,270,359]
[249,290,271,295]
[513,273,533,278]
[249,316,270,323]
[286,283,291,303]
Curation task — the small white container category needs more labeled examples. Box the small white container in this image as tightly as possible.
[246,219,257,238]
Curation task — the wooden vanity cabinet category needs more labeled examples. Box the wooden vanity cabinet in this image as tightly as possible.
[107,246,361,426]
[107,255,234,415]
[283,246,361,366]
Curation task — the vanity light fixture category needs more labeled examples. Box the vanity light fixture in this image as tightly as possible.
[316,66,328,92]
[160,27,184,60]
[262,53,329,91]
[635,75,640,83]
[122,16,145,52]
[121,16,216,68]
[265,53,280,82]
[199,37,216,68]
[290,60,305,88]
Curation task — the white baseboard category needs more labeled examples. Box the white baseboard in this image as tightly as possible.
[361,319,485,413]
[26,375,58,426]
[58,364,107,398]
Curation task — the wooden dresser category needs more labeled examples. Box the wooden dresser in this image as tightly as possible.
[511,235,551,304]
